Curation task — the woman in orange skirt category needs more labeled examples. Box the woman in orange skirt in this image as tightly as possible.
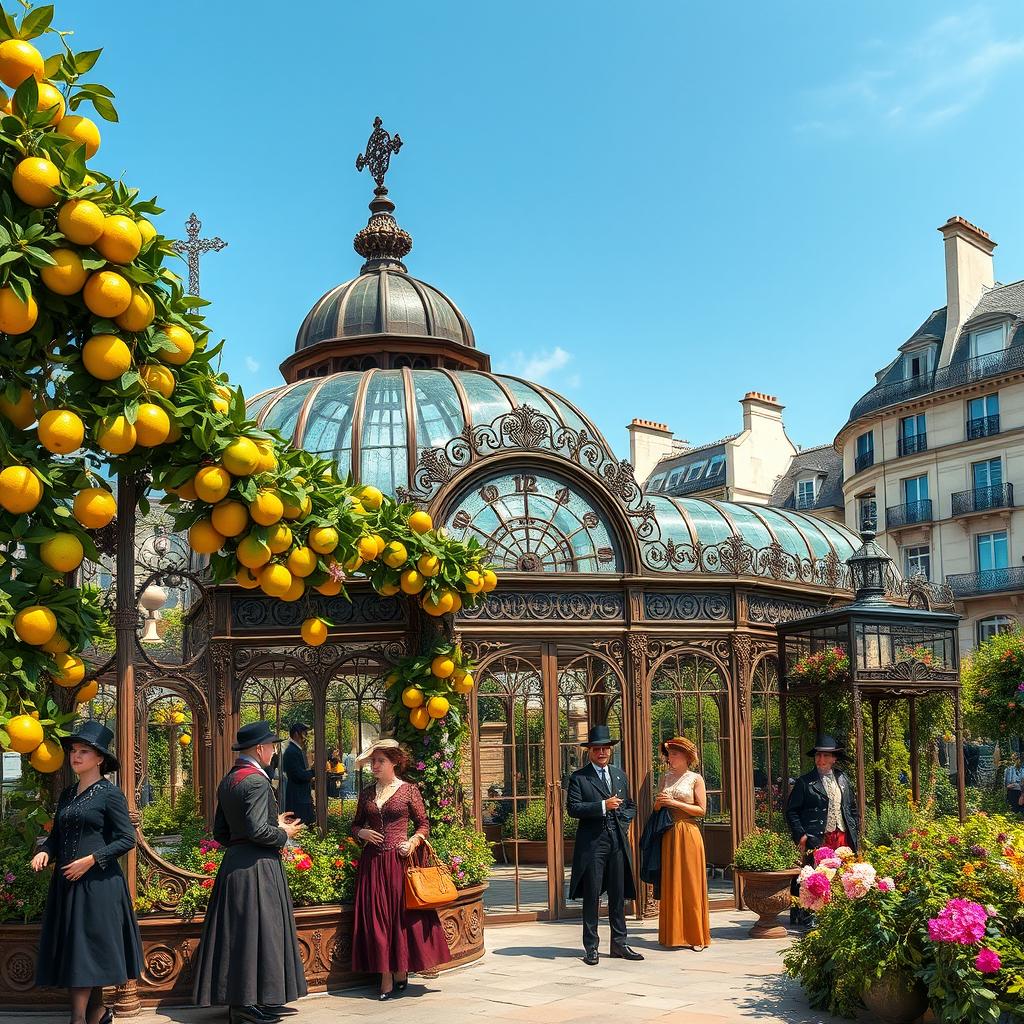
[654,736,711,950]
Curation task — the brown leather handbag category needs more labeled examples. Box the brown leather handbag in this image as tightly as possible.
[404,840,458,910]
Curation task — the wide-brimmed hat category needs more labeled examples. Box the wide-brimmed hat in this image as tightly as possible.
[355,737,400,766]
[807,734,846,758]
[232,720,285,751]
[660,735,699,768]
[580,724,619,748]
[61,720,119,774]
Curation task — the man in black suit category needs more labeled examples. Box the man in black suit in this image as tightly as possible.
[566,724,644,966]
[280,722,316,825]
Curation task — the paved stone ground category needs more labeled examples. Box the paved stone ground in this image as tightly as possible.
[3,912,853,1024]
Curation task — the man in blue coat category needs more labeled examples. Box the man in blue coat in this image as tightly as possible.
[280,722,315,825]
[566,725,643,966]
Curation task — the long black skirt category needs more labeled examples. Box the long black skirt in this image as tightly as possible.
[36,863,143,989]
[192,844,307,1007]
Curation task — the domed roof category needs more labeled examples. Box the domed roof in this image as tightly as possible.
[247,368,609,494]
[295,269,475,352]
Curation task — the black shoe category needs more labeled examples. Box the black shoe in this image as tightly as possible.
[229,1008,281,1024]
[583,949,599,966]
[378,991,392,1001]
[394,978,409,993]
[258,1009,298,1018]
[610,944,644,961]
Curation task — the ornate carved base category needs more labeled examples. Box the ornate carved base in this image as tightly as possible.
[0,884,486,1008]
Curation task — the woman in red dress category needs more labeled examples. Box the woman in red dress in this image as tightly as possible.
[350,739,452,999]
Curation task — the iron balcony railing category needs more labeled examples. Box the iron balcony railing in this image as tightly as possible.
[885,499,932,529]
[848,346,1024,421]
[951,483,1014,516]
[966,414,1000,439]
[897,433,928,457]
[947,566,1024,598]
[854,450,874,473]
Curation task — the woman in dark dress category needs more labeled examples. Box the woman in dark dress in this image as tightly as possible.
[350,738,451,999]
[31,721,143,1024]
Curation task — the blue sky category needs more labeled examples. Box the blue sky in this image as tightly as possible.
[66,1,1024,458]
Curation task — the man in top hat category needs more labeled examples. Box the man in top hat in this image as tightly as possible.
[566,724,644,966]
[280,722,315,825]
[193,721,306,1024]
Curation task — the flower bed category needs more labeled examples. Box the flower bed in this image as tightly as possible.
[784,813,1024,1022]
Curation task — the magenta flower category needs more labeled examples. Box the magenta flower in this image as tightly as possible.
[877,877,895,893]
[812,846,836,865]
[798,869,832,911]
[416,761,426,771]
[4,872,15,884]
[927,899,990,945]
[975,948,1001,973]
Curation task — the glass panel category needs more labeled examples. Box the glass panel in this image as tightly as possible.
[299,373,361,479]
[677,497,732,545]
[971,325,1005,358]
[751,658,782,829]
[258,379,320,444]
[359,370,408,492]
[499,376,561,421]
[386,276,429,336]
[341,275,380,336]
[856,431,873,457]
[751,506,812,559]
[411,371,465,453]
[245,390,277,420]
[717,502,773,548]
[775,509,832,560]
[541,390,595,440]
[647,495,693,549]
[425,287,463,342]
[459,372,513,425]
[972,459,1002,489]
[903,475,928,504]
[977,531,1009,571]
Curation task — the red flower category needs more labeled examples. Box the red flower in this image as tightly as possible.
[201,878,214,889]
[333,858,344,868]
[202,861,217,873]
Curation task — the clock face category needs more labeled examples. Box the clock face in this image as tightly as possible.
[444,469,621,573]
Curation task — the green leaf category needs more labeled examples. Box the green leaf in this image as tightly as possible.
[89,94,118,123]
[12,74,38,120]
[42,53,62,79]
[19,5,55,39]
[0,250,21,268]
[0,8,16,40]
[73,49,103,74]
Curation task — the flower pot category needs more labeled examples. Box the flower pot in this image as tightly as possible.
[861,971,928,1024]
[736,868,801,938]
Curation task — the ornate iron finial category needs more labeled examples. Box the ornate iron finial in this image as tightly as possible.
[171,213,227,296]
[847,524,893,605]
[356,116,403,189]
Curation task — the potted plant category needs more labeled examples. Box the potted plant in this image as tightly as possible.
[788,646,850,686]
[732,827,801,937]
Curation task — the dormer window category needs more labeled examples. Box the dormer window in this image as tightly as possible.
[796,477,817,509]
[969,322,1007,360]
[903,344,935,380]
[706,454,726,477]
[685,460,706,482]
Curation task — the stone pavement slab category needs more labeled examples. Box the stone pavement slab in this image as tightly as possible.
[0,912,860,1024]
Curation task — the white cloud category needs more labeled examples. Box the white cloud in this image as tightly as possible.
[496,345,575,385]
[245,356,260,373]
[797,9,1024,137]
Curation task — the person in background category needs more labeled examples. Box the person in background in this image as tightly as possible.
[1004,752,1023,814]
[32,721,143,1024]
[281,722,315,825]
[327,748,345,799]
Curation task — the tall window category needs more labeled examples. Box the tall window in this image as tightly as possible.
[898,414,927,455]
[796,478,816,508]
[977,616,1014,644]
[903,475,929,505]
[970,324,1007,360]
[976,531,1009,572]
[855,432,874,471]
[903,545,931,580]
[857,495,877,531]
[972,458,1002,490]
[967,393,1000,439]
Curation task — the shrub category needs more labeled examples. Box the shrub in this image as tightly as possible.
[733,827,800,872]
[0,824,50,923]
[503,799,547,841]
[865,801,917,847]
[431,821,495,888]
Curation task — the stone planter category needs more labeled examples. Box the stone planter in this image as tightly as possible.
[513,840,575,864]
[0,883,486,1009]
[861,971,929,1024]
[736,868,800,938]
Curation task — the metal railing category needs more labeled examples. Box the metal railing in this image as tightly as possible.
[947,566,1024,598]
[854,450,874,473]
[951,483,1014,516]
[849,346,1024,421]
[897,433,928,457]
[966,414,1000,439]
[885,499,933,529]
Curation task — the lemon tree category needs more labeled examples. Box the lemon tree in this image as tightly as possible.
[0,4,496,791]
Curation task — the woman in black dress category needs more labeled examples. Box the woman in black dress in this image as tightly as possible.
[31,721,143,1024]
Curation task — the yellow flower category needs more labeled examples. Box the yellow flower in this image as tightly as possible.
[962,863,975,876]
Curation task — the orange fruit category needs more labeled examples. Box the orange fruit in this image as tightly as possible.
[281,577,305,602]
[29,737,64,773]
[114,286,155,331]
[211,499,249,538]
[408,510,433,534]
[171,477,198,501]
[482,569,498,592]
[0,286,38,333]
[418,553,440,577]
[194,465,232,503]
[358,485,383,511]
[134,403,170,447]
[40,532,84,572]
[155,325,194,365]
[235,566,260,589]
[137,218,157,247]
[188,519,224,555]
[343,554,362,573]
[308,526,339,554]
[426,695,450,719]
[422,591,455,617]
[179,734,191,747]
[300,617,328,645]
[40,248,87,295]
[4,714,43,753]
[249,490,284,526]
[82,334,132,380]
[42,633,70,654]
[38,409,84,454]
[399,569,424,595]
[83,270,131,317]
[12,157,59,207]
[140,363,175,398]
[357,536,379,562]
[282,494,311,520]
[35,82,65,124]
[73,487,116,528]
[0,465,42,512]
[431,654,455,679]
[221,437,260,476]
[58,199,104,244]
[377,580,400,597]
[383,541,407,569]
[51,653,85,688]
[56,114,100,158]
[165,421,182,443]
[75,679,98,704]
[286,546,317,578]
[95,214,142,264]
[266,523,293,554]
[409,707,430,730]
[0,39,44,88]
[401,686,425,708]
[315,577,343,596]
[452,672,474,694]
[95,414,136,455]
[0,388,35,428]
[236,533,272,569]
[463,570,484,594]
[259,563,292,598]
[14,605,57,646]
[211,395,229,414]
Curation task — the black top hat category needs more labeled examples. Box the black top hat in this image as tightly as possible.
[61,720,119,774]
[232,720,285,751]
[807,733,846,758]
[580,724,620,748]
[288,721,311,736]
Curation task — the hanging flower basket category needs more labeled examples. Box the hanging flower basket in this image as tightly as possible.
[788,647,850,686]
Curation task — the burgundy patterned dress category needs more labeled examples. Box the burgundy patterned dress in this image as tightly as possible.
[350,781,453,973]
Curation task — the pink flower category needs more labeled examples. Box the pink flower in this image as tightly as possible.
[817,857,841,872]
[975,948,1001,974]
[877,877,895,893]
[812,846,836,865]
[798,869,832,911]
[840,862,876,899]
[834,846,855,861]
[927,899,990,945]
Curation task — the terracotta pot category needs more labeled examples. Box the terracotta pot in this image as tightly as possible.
[736,868,801,938]
[861,971,928,1024]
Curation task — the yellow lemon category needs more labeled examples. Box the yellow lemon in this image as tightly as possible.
[38,409,84,454]
[211,395,229,414]
[137,218,157,247]
[282,494,311,520]
[315,577,343,596]
[95,214,142,264]
[357,536,379,562]
[266,523,293,554]
[4,714,43,753]
[235,566,260,589]
[171,477,198,501]
[83,270,131,317]
[75,679,98,704]
[40,248,87,295]
[418,553,440,577]
[452,672,474,694]
[343,554,362,573]
[12,157,59,207]
[482,569,498,592]
[408,510,433,534]
[156,324,194,366]
[402,686,425,708]
[0,39,43,88]
[165,421,182,443]
[358,485,383,511]
[41,633,70,654]
[73,487,116,528]
[194,466,232,503]
[450,592,463,614]
[409,707,430,730]
[179,734,191,747]
[259,563,292,598]
[56,114,100,158]
[430,655,455,679]
[188,519,225,555]
[14,605,57,646]
[82,334,132,380]
[0,388,35,428]
[373,535,387,557]
[301,617,328,646]
[58,199,104,245]
[0,286,38,333]
[422,591,455,617]
[140,363,175,398]
[0,465,42,512]
[281,577,305,602]
[211,500,248,538]
[40,532,84,572]
[51,653,85,688]
[29,738,64,773]
[382,541,408,569]
[96,415,136,455]
[236,534,272,569]
[249,490,284,526]
[134,404,170,447]
[463,570,484,594]
[399,569,425,595]
[308,526,339,554]
[35,81,65,124]
[286,546,317,578]
[222,437,261,476]
[254,441,277,473]
[114,286,155,332]
[426,696,450,719]
[377,580,400,596]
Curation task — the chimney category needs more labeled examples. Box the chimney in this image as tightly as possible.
[937,216,995,368]
[739,391,783,433]
[626,418,674,483]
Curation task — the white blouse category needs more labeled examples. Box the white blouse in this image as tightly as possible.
[661,769,699,803]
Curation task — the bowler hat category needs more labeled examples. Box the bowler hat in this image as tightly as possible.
[580,724,619,748]
[232,720,285,751]
[61,720,119,774]
[807,733,846,758]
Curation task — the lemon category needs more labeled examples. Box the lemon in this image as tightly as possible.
[408,510,433,534]
[286,546,318,578]
[40,532,84,572]
[95,214,142,264]
[194,466,232,504]
[463,570,484,594]
[96,415,136,455]
[301,617,328,646]
[56,114,101,158]
[211,500,249,538]
[482,569,498,592]
[418,553,440,577]
[40,248,87,295]
[58,199,104,245]
[38,409,84,454]
[249,490,284,525]
[0,286,38,333]
[188,519,224,555]
[236,534,272,569]
[308,526,338,554]
[358,485,383,511]
[134,404,170,447]
[12,157,59,207]
[73,487,116,529]
[259,563,293,598]
[383,541,407,569]
[14,605,57,646]
[452,672,474,694]
[0,465,42,513]
[114,286,155,332]
[402,686,425,708]
[431,654,455,679]
[221,437,260,476]
[0,388,35,428]
[82,334,132,380]
[399,569,425,595]
[422,591,455,617]
[156,324,194,366]
[266,523,293,554]
[140,363,175,398]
